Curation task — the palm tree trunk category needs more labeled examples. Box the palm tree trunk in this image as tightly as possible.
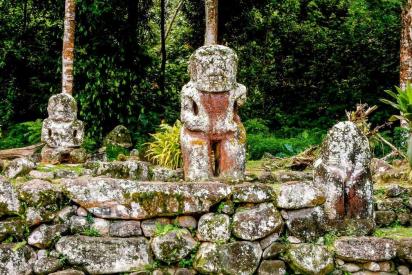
[205,0,218,45]
[62,0,76,95]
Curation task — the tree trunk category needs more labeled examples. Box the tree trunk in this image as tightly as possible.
[401,0,412,128]
[0,143,44,160]
[160,0,167,94]
[62,0,76,95]
[205,0,218,45]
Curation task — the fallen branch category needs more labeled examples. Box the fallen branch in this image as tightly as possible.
[376,133,407,159]
[0,143,44,160]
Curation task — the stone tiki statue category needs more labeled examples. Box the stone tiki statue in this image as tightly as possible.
[41,93,87,164]
[314,121,374,235]
[180,45,247,181]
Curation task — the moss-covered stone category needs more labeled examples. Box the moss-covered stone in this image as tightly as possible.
[0,244,36,275]
[286,244,334,275]
[197,213,230,242]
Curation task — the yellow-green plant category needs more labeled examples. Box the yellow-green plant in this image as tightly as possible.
[145,121,182,169]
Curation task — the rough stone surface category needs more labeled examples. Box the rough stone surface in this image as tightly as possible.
[151,166,184,182]
[0,244,36,275]
[103,125,132,148]
[141,218,171,237]
[50,269,85,275]
[258,260,287,275]
[286,244,334,275]
[0,176,20,217]
[341,263,362,272]
[193,242,220,274]
[29,170,55,180]
[259,232,280,249]
[397,238,412,263]
[386,184,407,197]
[55,236,152,274]
[4,157,36,178]
[26,206,56,226]
[262,242,288,259]
[28,223,69,248]
[174,216,197,230]
[232,183,275,203]
[151,229,197,263]
[85,160,150,180]
[19,179,61,207]
[314,121,374,234]
[277,181,325,209]
[0,218,25,241]
[334,237,396,262]
[62,177,231,220]
[398,265,410,275]
[232,202,283,241]
[33,256,63,274]
[285,206,325,241]
[375,210,397,227]
[197,213,230,242]
[181,45,247,181]
[69,216,110,236]
[219,241,262,275]
[109,221,142,237]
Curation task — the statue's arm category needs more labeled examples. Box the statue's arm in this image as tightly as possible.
[180,84,208,132]
[234,84,247,107]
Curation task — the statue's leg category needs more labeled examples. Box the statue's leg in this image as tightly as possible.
[180,127,211,181]
[218,132,246,181]
[346,178,373,219]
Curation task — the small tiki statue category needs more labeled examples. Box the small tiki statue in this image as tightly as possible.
[41,93,87,164]
[180,45,247,181]
[314,121,374,235]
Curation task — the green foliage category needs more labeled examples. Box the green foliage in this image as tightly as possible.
[244,119,270,135]
[323,232,337,247]
[82,227,101,237]
[247,129,325,160]
[85,213,94,224]
[12,240,27,252]
[82,135,99,154]
[154,223,183,237]
[0,120,42,149]
[58,254,69,266]
[381,83,412,127]
[145,121,182,169]
[106,144,130,161]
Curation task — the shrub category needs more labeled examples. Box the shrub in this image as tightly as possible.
[145,121,182,169]
[244,118,270,135]
[0,120,42,150]
[106,144,130,161]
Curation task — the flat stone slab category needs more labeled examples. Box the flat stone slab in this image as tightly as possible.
[277,181,325,209]
[55,236,152,274]
[61,177,231,220]
[334,237,396,262]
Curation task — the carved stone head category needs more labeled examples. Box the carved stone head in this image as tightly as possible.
[189,45,238,92]
[47,93,77,122]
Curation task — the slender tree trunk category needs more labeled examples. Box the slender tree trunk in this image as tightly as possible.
[205,0,218,45]
[165,0,184,41]
[401,0,412,88]
[62,0,76,95]
[160,0,166,94]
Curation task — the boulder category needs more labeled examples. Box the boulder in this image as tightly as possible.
[334,237,396,262]
[258,260,287,275]
[33,256,63,275]
[375,211,397,227]
[219,241,262,275]
[55,236,152,274]
[28,223,69,249]
[62,177,231,220]
[285,206,325,241]
[232,183,275,203]
[0,176,21,217]
[197,213,230,242]
[0,244,36,275]
[109,221,142,237]
[103,125,133,148]
[4,157,36,178]
[232,202,283,241]
[277,181,325,209]
[397,238,412,263]
[193,242,220,274]
[19,179,61,207]
[286,244,334,275]
[84,161,150,180]
[151,228,197,263]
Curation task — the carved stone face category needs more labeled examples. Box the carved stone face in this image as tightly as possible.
[47,93,77,122]
[189,45,238,92]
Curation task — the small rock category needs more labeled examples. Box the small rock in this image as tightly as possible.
[109,221,142,237]
[375,211,397,227]
[217,200,235,215]
[232,202,283,241]
[386,184,407,197]
[232,183,275,203]
[4,157,36,178]
[334,237,396,262]
[193,242,220,274]
[262,243,288,259]
[33,256,63,274]
[54,169,79,178]
[56,205,77,223]
[49,270,85,275]
[398,265,410,275]
[397,212,410,226]
[288,236,302,244]
[26,206,56,226]
[175,268,196,275]
[277,181,325,209]
[397,238,412,263]
[197,213,230,242]
[258,260,286,275]
[219,241,262,275]
[141,218,171,237]
[103,125,133,148]
[29,170,54,180]
[260,232,280,249]
[362,261,380,272]
[151,166,184,182]
[76,207,88,216]
[376,198,406,211]
[70,215,110,236]
[175,216,197,230]
[272,170,313,183]
[28,223,69,249]
[335,259,345,266]
[69,215,88,233]
[151,228,197,263]
[0,218,25,241]
[286,244,334,275]
[285,206,325,241]
[341,263,361,272]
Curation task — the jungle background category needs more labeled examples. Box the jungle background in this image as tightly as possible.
[0,0,406,160]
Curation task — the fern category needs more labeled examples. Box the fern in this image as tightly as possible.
[145,121,182,169]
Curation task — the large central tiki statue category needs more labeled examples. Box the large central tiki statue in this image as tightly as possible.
[180,45,247,181]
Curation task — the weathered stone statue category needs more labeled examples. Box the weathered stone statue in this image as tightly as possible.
[314,121,374,234]
[180,45,247,181]
[41,93,86,164]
